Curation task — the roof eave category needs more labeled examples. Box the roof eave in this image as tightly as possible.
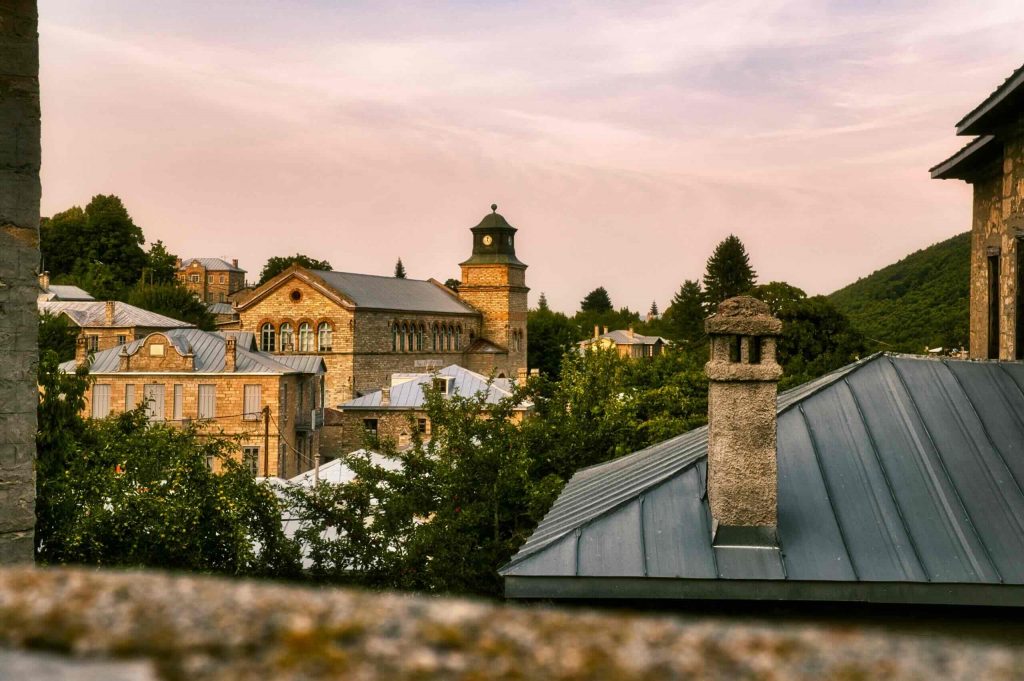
[956,64,1024,135]
[930,135,999,180]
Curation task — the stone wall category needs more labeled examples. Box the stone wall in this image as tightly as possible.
[458,263,528,377]
[0,0,40,563]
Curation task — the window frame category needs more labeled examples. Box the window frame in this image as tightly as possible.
[92,384,111,419]
[197,384,217,419]
[317,321,333,352]
[260,323,276,352]
[243,384,262,421]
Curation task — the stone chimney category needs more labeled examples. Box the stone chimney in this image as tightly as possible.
[704,296,783,546]
[38,270,49,290]
[602,326,608,335]
[628,326,635,339]
[517,367,529,383]
[231,258,238,269]
[174,257,182,269]
[381,386,390,407]
[224,337,237,372]
[104,300,115,326]
[593,325,600,339]
[74,335,87,366]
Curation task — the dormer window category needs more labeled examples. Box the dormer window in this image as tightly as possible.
[432,377,451,395]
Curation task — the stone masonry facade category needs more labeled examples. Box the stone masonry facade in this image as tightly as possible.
[0,0,40,563]
[176,258,247,304]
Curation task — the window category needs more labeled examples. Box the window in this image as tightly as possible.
[242,446,260,476]
[407,323,414,353]
[445,325,452,351]
[317,322,333,352]
[116,335,126,346]
[432,377,449,395]
[92,384,111,419]
[208,274,214,284]
[205,455,215,471]
[243,385,262,420]
[220,274,226,284]
[260,323,276,352]
[416,324,425,351]
[124,384,136,410]
[219,293,225,303]
[189,274,200,283]
[280,323,294,352]
[143,384,165,422]
[418,418,428,434]
[363,418,378,436]
[198,384,216,419]
[432,324,439,350]
[87,335,99,352]
[455,326,462,351]
[298,322,313,352]
[173,384,183,421]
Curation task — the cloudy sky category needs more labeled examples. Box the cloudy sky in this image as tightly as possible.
[39,1,1024,313]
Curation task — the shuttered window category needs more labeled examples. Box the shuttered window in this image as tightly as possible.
[143,384,165,422]
[92,385,111,419]
[124,384,136,410]
[172,384,183,421]
[198,384,216,419]
[242,446,260,476]
[243,385,262,421]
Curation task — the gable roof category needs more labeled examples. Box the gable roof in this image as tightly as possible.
[40,284,95,301]
[956,62,1024,135]
[503,354,1024,605]
[39,301,194,329]
[310,270,477,315]
[59,328,324,375]
[580,330,669,347]
[179,257,245,273]
[339,364,524,410]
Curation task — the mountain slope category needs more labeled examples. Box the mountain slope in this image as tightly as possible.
[828,232,970,353]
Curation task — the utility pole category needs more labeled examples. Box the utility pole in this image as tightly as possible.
[263,405,270,477]
[313,407,320,488]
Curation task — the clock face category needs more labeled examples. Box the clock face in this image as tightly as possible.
[482,235,493,246]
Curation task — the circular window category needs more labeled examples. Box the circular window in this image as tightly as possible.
[290,290,302,302]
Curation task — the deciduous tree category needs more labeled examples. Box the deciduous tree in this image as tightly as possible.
[258,254,333,285]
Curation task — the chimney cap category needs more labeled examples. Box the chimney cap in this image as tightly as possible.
[705,296,782,336]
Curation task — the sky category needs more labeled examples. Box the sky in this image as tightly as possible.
[38,1,1024,314]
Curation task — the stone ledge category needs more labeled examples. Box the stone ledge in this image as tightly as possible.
[0,567,1022,680]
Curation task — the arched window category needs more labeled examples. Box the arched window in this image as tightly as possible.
[279,323,294,352]
[455,325,462,351]
[400,323,407,352]
[432,324,439,350]
[417,324,425,351]
[317,322,332,352]
[392,322,399,352]
[407,323,414,353]
[298,322,313,352]
[444,325,451,351]
[260,323,276,352]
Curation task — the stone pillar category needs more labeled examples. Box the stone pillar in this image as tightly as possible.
[0,0,40,563]
[704,296,782,546]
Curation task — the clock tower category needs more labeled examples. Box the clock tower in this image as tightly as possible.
[458,205,529,377]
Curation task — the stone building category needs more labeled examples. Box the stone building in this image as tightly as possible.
[931,63,1024,359]
[325,364,532,455]
[40,300,194,353]
[234,206,528,407]
[37,271,93,302]
[176,257,247,304]
[578,327,669,359]
[61,328,326,479]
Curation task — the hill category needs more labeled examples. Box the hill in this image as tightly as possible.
[828,232,970,353]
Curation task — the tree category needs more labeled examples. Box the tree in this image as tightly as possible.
[127,283,216,330]
[54,260,121,301]
[444,278,460,292]
[580,286,613,313]
[40,195,147,291]
[537,292,550,312]
[663,280,706,343]
[35,351,301,576]
[143,240,179,285]
[649,301,659,317]
[38,312,78,362]
[527,303,578,378]
[258,254,333,285]
[703,234,756,307]
[394,258,406,278]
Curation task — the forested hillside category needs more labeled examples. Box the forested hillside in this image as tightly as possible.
[829,232,970,353]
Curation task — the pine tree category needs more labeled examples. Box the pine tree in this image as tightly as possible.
[394,258,407,278]
[537,292,550,312]
[649,300,659,317]
[665,280,706,342]
[579,287,613,313]
[703,234,756,307]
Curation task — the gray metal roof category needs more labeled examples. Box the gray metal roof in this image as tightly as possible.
[503,354,1024,604]
[180,257,245,272]
[40,285,95,301]
[59,328,324,375]
[311,270,477,315]
[340,364,521,410]
[39,301,194,329]
[207,302,235,315]
[580,330,669,347]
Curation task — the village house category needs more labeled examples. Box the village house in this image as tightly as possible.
[176,257,247,304]
[40,299,194,353]
[578,326,669,359]
[61,328,326,479]
[931,63,1024,359]
[324,364,533,455]
[37,271,93,302]
[232,206,529,410]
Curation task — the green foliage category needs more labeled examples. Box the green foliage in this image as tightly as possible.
[828,232,970,352]
[38,312,78,362]
[444,278,460,292]
[35,352,300,576]
[703,234,756,307]
[662,279,706,343]
[259,254,333,285]
[40,195,147,293]
[126,283,216,330]
[53,261,121,301]
[394,258,407,278]
[527,301,578,378]
[649,300,659,317]
[580,286,613,313]
[143,240,180,285]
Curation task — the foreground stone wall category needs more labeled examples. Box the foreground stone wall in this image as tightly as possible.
[0,0,40,563]
[0,567,1022,680]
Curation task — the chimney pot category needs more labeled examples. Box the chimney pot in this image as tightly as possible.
[231,258,238,268]
[602,326,608,335]
[75,335,87,366]
[594,325,600,339]
[224,337,237,372]
[704,296,783,544]
[38,271,50,291]
[381,386,390,406]
[105,300,115,326]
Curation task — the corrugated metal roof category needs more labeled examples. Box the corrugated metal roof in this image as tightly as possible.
[59,328,322,375]
[311,270,477,314]
[339,364,521,409]
[502,354,1024,596]
[579,330,670,346]
[40,285,94,301]
[179,257,245,272]
[207,302,235,315]
[39,301,194,329]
